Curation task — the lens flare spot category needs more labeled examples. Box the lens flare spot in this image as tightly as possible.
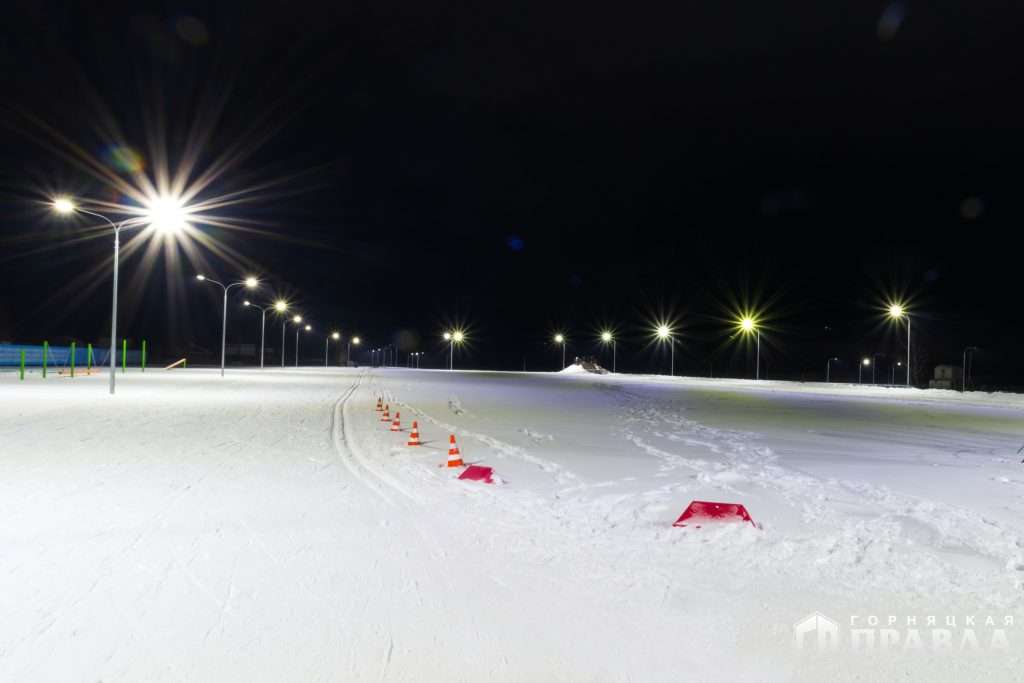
[102,145,145,173]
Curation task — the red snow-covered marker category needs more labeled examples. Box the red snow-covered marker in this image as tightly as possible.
[673,501,755,528]
[458,465,496,484]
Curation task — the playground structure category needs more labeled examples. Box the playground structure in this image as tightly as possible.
[0,341,150,380]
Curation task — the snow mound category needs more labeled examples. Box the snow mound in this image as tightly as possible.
[558,364,589,374]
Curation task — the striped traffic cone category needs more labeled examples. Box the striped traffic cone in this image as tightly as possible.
[381,404,390,421]
[447,434,464,467]
[391,412,401,432]
[407,421,422,446]
[375,397,383,412]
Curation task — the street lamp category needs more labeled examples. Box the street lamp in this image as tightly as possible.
[888,304,911,387]
[444,331,465,370]
[655,325,675,376]
[288,315,303,367]
[53,196,185,394]
[889,360,902,385]
[826,357,838,383]
[739,317,760,380]
[244,299,284,369]
[963,346,977,392]
[348,336,360,366]
[277,306,295,368]
[295,323,311,366]
[859,357,870,384]
[196,275,259,377]
[327,332,340,367]
[600,330,616,373]
[554,333,566,369]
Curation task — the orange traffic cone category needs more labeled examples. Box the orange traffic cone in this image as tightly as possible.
[375,397,383,412]
[391,412,401,432]
[407,421,422,446]
[381,404,390,421]
[447,434,464,467]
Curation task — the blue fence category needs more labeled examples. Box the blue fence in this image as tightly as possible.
[0,344,142,367]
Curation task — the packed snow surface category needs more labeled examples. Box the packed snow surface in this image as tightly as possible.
[2,367,1023,681]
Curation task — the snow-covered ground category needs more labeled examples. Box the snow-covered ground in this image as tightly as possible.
[1,367,1022,681]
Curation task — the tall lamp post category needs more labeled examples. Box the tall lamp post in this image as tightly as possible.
[859,357,870,383]
[53,197,185,395]
[348,337,360,366]
[656,325,675,376]
[554,334,566,369]
[600,331,616,373]
[288,316,303,367]
[281,312,300,368]
[444,331,464,370]
[327,332,340,367]
[888,305,911,387]
[890,360,902,385]
[739,317,760,379]
[826,357,838,383]
[196,275,259,377]
[962,346,977,391]
[244,299,285,369]
[295,324,311,366]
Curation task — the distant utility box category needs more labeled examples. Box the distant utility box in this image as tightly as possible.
[929,364,963,390]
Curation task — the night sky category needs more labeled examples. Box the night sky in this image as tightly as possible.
[1,2,1021,385]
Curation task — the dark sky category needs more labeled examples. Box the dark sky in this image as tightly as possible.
[1,1,1021,385]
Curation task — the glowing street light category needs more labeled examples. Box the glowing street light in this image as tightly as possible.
[276,305,295,368]
[348,336,360,366]
[53,196,186,394]
[655,325,675,376]
[599,330,616,373]
[243,299,285,369]
[738,317,761,380]
[196,274,259,377]
[888,304,911,387]
[326,331,341,367]
[554,333,566,369]
[293,319,310,367]
[53,197,75,214]
[890,360,902,385]
[445,330,465,370]
[826,357,838,383]
[859,357,870,384]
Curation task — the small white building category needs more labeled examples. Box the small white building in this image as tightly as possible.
[929,364,963,390]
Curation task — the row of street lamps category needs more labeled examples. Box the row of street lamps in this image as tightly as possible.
[45,196,919,389]
[50,195,366,391]
[194,276,360,374]
[552,319,758,377]
[553,307,912,384]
